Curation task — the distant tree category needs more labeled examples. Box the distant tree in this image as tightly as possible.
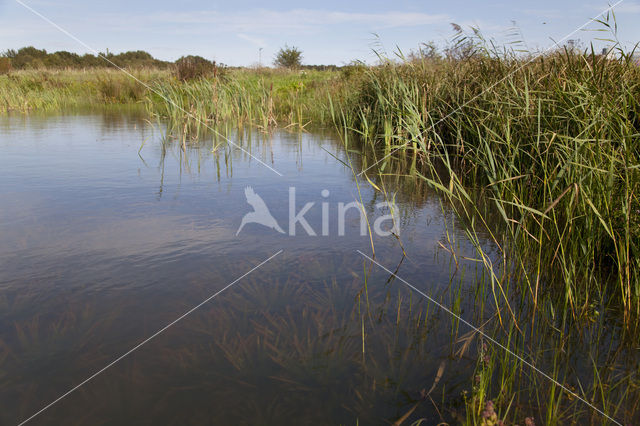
[1,46,168,70]
[112,50,153,66]
[118,50,154,61]
[302,64,338,71]
[81,53,103,67]
[44,51,81,68]
[10,46,47,68]
[17,46,47,58]
[273,45,303,69]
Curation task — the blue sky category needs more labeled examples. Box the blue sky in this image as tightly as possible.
[1,0,639,65]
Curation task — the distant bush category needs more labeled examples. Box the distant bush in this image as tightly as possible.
[340,62,367,80]
[302,64,338,71]
[175,55,222,81]
[26,58,45,70]
[0,57,11,74]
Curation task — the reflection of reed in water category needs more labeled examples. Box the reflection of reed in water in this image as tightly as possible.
[0,253,471,425]
[3,249,639,424]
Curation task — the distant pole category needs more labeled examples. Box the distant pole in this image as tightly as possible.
[259,48,263,68]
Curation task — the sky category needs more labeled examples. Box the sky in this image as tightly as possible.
[1,0,639,66]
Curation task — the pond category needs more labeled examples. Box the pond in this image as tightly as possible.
[0,109,636,425]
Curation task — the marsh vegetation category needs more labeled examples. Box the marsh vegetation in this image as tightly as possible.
[1,21,639,425]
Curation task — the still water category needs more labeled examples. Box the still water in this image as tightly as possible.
[1,110,634,425]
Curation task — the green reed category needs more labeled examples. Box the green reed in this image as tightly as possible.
[338,41,640,325]
[327,20,640,419]
[350,141,640,424]
[146,68,344,135]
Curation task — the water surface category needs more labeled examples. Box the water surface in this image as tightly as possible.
[1,110,634,425]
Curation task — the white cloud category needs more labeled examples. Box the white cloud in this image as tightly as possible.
[147,9,451,34]
[237,33,267,48]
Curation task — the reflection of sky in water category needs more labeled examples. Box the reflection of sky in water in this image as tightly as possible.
[0,111,493,425]
[0,111,468,285]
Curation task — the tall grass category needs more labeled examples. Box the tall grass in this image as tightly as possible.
[332,26,640,424]
[339,44,640,326]
[0,68,170,112]
[146,68,347,134]
[347,123,640,424]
